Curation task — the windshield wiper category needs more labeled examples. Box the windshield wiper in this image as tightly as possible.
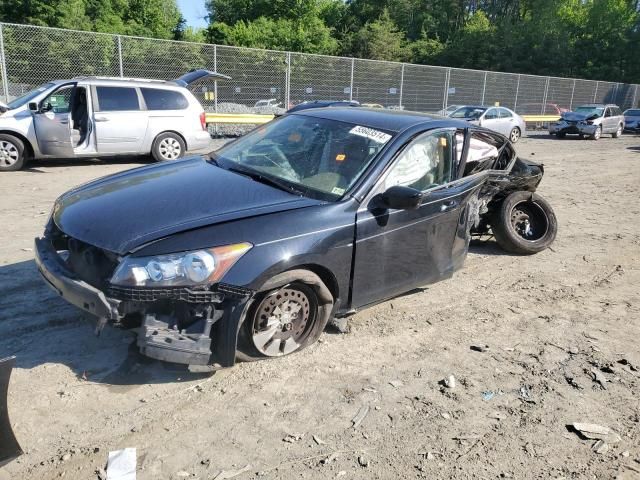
[226,166,305,196]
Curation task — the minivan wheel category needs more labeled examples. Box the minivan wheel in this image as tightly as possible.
[151,133,185,162]
[237,270,334,362]
[0,134,26,171]
[509,127,521,143]
[612,124,623,138]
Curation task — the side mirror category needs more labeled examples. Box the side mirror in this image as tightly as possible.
[41,102,53,113]
[28,102,38,112]
[380,185,423,210]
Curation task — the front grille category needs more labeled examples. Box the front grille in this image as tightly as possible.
[107,286,223,303]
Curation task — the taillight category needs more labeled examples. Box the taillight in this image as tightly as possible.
[199,111,206,131]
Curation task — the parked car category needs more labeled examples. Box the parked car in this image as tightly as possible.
[448,105,526,143]
[548,104,625,140]
[35,108,556,368]
[436,105,462,116]
[623,108,640,133]
[0,69,228,171]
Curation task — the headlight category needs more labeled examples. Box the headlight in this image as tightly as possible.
[110,242,252,287]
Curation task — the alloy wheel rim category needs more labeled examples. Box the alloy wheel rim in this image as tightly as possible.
[251,286,314,356]
[594,127,601,139]
[159,137,181,160]
[0,141,19,166]
[510,128,520,142]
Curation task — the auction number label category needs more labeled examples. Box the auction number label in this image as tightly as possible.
[349,125,392,144]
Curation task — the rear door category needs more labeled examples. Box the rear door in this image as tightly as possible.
[92,85,148,154]
[351,127,486,308]
[498,107,516,136]
[32,83,76,157]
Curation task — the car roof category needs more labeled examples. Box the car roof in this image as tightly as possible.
[291,107,448,132]
[577,103,617,107]
[49,77,184,89]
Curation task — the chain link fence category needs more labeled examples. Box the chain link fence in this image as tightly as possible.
[0,22,638,117]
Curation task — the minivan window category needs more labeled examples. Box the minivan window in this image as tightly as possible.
[7,83,54,109]
[96,86,139,111]
[141,88,188,110]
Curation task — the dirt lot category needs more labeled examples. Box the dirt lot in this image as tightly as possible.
[1,133,640,480]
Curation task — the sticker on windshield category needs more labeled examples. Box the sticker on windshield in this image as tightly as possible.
[331,187,345,195]
[349,125,392,144]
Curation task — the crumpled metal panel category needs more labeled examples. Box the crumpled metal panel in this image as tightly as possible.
[0,356,22,468]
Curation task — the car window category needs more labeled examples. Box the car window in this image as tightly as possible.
[625,109,640,116]
[576,106,604,117]
[41,84,74,114]
[498,108,512,118]
[7,82,55,109]
[96,86,140,111]
[450,106,486,119]
[612,107,623,116]
[462,130,503,176]
[604,108,612,117]
[484,108,499,120]
[384,130,453,191]
[140,88,188,110]
[214,114,392,201]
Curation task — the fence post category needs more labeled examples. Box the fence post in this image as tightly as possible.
[481,71,487,105]
[632,84,638,108]
[513,74,521,111]
[569,79,576,110]
[349,58,354,101]
[117,35,123,77]
[541,77,550,114]
[285,52,291,108]
[443,68,451,110]
[0,24,9,102]
[593,81,598,102]
[213,45,218,114]
[399,63,405,108]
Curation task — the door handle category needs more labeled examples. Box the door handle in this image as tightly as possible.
[440,200,458,212]
[95,116,109,122]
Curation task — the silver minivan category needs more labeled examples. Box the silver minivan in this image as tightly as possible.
[0,70,227,171]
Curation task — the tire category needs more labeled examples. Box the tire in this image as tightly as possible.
[590,126,601,141]
[509,127,521,143]
[556,133,566,139]
[0,134,26,171]
[612,124,623,138]
[491,191,557,255]
[151,132,186,162]
[236,270,334,362]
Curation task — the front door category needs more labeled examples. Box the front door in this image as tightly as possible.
[93,85,148,154]
[480,108,501,135]
[351,128,485,308]
[32,83,76,157]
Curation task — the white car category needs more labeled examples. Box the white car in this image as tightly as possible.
[0,70,229,171]
[449,105,526,143]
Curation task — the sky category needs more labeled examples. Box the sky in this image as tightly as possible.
[177,0,208,29]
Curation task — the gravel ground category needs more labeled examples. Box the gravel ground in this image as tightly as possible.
[1,133,639,480]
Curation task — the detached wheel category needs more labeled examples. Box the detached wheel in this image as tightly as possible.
[590,126,601,140]
[0,134,26,171]
[151,132,186,162]
[612,124,623,138]
[237,270,334,362]
[509,127,521,143]
[491,191,557,255]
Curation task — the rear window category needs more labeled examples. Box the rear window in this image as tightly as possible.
[141,88,189,110]
[96,86,139,111]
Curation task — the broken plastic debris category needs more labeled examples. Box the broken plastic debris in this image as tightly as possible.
[213,464,251,480]
[106,448,136,480]
[351,405,370,429]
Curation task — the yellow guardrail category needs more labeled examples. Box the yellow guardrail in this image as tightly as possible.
[205,113,275,124]
[205,112,560,125]
[521,115,561,122]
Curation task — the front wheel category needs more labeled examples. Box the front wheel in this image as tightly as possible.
[590,126,602,141]
[491,191,557,255]
[237,270,333,362]
[0,134,26,171]
[509,127,521,143]
[151,132,186,162]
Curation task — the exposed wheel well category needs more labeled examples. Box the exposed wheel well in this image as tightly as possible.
[0,130,34,159]
[153,130,188,151]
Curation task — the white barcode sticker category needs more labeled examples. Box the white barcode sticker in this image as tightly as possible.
[349,125,392,144]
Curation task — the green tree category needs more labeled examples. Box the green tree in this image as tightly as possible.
[346,10,408,61]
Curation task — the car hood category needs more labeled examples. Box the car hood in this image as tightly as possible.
[561,111,600,122]
[53,156,322,255]
[624,115,640,121]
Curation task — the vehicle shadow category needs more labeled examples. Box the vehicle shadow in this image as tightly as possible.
[0,259,212,385]
[627,146,640,153]
[468,238,518,256]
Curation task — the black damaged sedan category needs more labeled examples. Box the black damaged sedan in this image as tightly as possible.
[35,108,557,368]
